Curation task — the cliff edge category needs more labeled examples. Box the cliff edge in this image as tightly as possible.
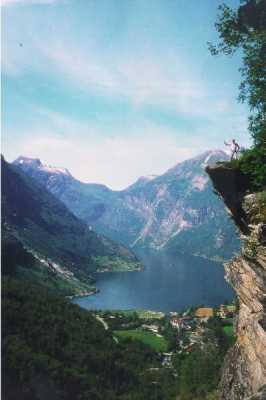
[206,164,266,400]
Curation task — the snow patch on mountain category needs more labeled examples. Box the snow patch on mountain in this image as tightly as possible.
[15,156,42,167]
[14,156,72,177]
[41,165,71,176]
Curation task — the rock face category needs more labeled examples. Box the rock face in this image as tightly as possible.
[207,164,266,400]
[13,150,240,260]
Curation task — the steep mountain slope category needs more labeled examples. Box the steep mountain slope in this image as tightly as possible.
[207,164,266,399]
[2,278,177,400]
[1,157,141,294]
[14,150,240,260]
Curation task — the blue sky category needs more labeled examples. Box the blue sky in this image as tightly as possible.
[2,0,250,189]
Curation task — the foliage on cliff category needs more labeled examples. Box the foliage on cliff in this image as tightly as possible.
[176,317,235,400]
[209,0,266,190]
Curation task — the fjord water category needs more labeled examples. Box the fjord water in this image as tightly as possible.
[74,250,234,312]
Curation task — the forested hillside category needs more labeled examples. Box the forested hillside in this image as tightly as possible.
[2,156,141,295]
[2,278,179,400]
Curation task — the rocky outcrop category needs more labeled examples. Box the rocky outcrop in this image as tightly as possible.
[207,164,266,400]
[246,385,266,400]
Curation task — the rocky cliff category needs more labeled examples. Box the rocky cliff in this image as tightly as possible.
[207,164,266,400]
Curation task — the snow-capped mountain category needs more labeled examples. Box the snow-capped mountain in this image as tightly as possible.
[14,150,240,260]
[15,156,72,177]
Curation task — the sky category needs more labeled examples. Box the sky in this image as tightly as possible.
[2,0,251,189]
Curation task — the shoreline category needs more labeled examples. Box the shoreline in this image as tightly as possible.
[67,287,100,300]
[95,266,144,273]
[68,267,143,300]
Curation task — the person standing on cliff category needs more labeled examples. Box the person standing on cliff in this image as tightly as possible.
[224,139,240,161]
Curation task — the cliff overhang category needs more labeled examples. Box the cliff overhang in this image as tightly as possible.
[206,164,251,234]
[206,163,266,400]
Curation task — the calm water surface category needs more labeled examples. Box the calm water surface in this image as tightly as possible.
[73,250,234,312]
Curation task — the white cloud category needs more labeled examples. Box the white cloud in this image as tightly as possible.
[42,44,118,93]
[42,44,220,119]
[2,3,251,181]
[2,98,250,189]
[1,11,240,121]
[3,119,207,190]
[12,134,201,190]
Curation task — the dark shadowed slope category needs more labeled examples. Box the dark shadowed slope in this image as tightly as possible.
[2,278,177,400]
[1,157,141,294]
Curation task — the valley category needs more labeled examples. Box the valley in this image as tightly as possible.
[14,149,240,262]
[73,249,234,312]
[2,150,265,400]
[2,0,266,398]
[1,156,142,296]
[3,146,264,400]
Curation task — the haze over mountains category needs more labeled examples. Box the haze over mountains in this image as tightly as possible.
[1,157,141,295]
[14,150,240,261]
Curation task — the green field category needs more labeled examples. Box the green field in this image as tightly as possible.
[223,325,234,336]
[115,310,164,319]
[114,330,169,352]
[135,310,165,319]
[100,309,165,319]
[93,256,142,272]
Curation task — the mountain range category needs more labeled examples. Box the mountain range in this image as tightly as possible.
[14,149,240,261]
[1,157,142,296]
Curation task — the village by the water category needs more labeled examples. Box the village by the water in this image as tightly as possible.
[93,303,236,369]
